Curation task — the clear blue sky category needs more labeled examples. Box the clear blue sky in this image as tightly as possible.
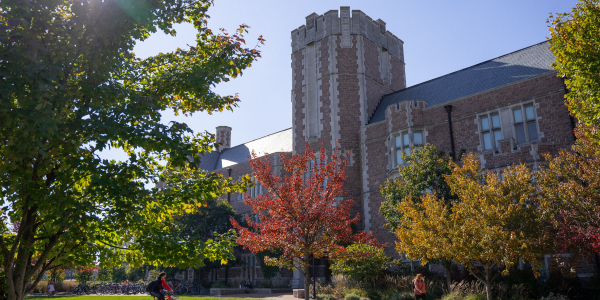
[102,0,578,161]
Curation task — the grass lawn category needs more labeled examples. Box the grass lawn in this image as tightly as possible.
[25,297,257,300]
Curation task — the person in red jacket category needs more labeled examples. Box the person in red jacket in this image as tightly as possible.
[148,272,171,300]
[161,275,172,293]
[413,274,426,300]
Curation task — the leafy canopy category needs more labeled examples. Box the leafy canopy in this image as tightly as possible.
[380,144,457,231]
[445,154,547,300]
[0,1,262,300]
[231,145,377,300]
[331,243,390,282]
[548,0,600,142]
[537,125,600,258]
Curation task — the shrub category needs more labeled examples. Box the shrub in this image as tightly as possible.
[344,293,361,300]
[463,293,487,300]
[542,292,568,300]
[441,291,464,300]
[317,294,335,300]
[28,280,78,294]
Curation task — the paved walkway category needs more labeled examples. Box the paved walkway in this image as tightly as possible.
[219,293,294,299]
[31,293,296,299]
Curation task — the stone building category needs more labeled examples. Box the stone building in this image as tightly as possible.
[196,7,587,287]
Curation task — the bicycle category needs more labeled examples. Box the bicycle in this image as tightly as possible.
[150,290,177,300]
[187,282,204,295]
[172,282,188,295]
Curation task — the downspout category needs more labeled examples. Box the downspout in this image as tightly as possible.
[444,105,456,161]
[227,168,232,203]
[562,75,577,141]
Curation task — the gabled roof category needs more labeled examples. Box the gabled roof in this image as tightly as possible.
[198,128,293,171]
[369,41,556,124]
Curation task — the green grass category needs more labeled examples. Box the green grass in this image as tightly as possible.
[25,297,259,300]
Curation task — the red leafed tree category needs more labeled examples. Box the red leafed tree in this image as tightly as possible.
[538,125,600,258]
[231,145,377,300]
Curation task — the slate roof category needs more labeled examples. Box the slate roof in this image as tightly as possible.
[369,41,556,124]
[198,128,293,171]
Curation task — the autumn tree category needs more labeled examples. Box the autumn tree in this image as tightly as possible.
[393,192,456,292]
[232,146,377,300]
[380,145,457,290]
[0,1,262,300]
[444,154,548,300]
[548,0,600,142]
[331,243,390,282]
[537,125,600,259]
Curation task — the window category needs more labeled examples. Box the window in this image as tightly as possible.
[513,104,538,144]
[393,131,424,166]
[241,255,256,281]
[479,114,502,151]
[249,177,262,198]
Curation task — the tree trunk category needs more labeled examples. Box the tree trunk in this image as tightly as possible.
[442,259,452,293]
[485,279,492,300]
[304,261,310,300]
[484,265,492,300]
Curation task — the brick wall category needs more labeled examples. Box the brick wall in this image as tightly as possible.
[361,72,573,256]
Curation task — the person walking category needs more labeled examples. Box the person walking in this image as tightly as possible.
[47,279,55,296]
[413,274,426,300]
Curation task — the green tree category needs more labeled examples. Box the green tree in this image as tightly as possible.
[0,1,262,300]
[380,144,457,290]
[126,266,146,282]
[256,250,281,281]
[331,243,390,282]
[112,266,128,283]
[548,0,600,142]
[173,197,243,284]
[97,267,112,282]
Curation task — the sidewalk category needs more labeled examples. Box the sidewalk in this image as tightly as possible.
[218,293,294,299]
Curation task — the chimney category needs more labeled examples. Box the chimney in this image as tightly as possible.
[215,126,232,152]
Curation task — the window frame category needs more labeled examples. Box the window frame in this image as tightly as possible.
[478,113,503,152]
[392,130,424,166]
[512,103,539,145]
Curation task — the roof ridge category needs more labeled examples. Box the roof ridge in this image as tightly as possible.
[224,127,293,151]
[385,40,550,98]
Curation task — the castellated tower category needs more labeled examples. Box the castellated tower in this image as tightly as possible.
[291,7,406,228]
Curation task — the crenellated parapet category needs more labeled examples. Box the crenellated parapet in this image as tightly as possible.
[291,7,404,62]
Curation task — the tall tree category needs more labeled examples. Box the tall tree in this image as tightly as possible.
[231,146,377,300]
[173,197,244,284]
[444,154,548,300]
[548,0,600,142]
[537,125,600,259]
[0,1,263,300]
[380,145,457,290]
